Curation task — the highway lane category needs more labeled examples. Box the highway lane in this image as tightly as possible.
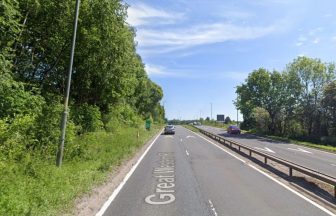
[198,125,336,178]
[100,126,333,216]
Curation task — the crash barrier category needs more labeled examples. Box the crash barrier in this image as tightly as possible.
[196,127,336,198]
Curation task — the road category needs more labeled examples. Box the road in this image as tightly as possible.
[98,126,333,216]
[197,125,336,178]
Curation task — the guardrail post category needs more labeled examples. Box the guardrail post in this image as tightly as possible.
[334,185,336,198]
[289,167,293,176]
[264,157,267,164]
[238,146,241,151]
[249,150,252,156]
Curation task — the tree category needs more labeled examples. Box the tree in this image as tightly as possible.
[286,56,335,135]
[224,116,231,124]
[236,68,286,133]
[0,0,21,76]
[322,81,336,135]
[251,107,271,133]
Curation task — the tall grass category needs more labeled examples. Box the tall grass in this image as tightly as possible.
[0,125,161,215]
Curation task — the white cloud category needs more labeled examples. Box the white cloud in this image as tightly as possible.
[145,64,189,78]
[136,22,277,53]
[295,35,307,46]
[127,3,183,26]
[145,63,250,81]
[332,36,336,41]
[295,42,303,47]
[308,27,323,36]
[312,37,320,44]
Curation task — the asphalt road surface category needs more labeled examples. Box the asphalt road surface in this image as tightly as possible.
[197,125,336,178]
[100,126,334,216]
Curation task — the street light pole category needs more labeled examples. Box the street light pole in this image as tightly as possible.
[236,92,239,126]
[56,0,81,167]
[210,103,212,120]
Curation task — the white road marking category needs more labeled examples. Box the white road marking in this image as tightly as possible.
[186,135,195,139]
[95,129,163,216]
[331,164,336,167]
[254,147,275,154]
[180,138,183,142]
[186,150,189,156]
[187,129,336,216]
[208,199,218,216]
[287,147,312,154]
[164,135,174,139]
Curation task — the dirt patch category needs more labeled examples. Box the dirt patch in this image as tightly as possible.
[71,130,162,216]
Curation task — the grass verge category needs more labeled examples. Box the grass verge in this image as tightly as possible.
[262,134,336,153]
[0,125,162,216]
[182,124,200,132]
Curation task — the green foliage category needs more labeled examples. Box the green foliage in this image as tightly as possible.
[0,125,161,216]
[0,79,44,119]
[72,104,103,133]
[0,0,165,214]
[224,116,231,124]
[103,103,142,132]
[236,56,336,145]
[251,107,271,133]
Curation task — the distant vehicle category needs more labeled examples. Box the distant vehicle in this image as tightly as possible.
[227,125,241,134]
[164,125,175,135]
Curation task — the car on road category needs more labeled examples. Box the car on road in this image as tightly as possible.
[164,125,175,135]
[227,125,241,134]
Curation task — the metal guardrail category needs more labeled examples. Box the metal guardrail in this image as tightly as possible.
[196,127,336,198]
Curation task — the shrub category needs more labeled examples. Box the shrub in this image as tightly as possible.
[71,104,103,133]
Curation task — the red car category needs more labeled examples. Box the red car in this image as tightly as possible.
[227,125,241,134]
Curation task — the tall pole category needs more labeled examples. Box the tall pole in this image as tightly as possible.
[236,92,239,126]
[210,103,212,120]
[56,0,81,167]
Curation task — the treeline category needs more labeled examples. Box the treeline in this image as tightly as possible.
[0,0,164,159]
[236,56,336,145]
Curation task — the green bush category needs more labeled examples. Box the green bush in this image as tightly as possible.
[0,80,45,119]
[103,104,142,132]
[0,99,76,160]
[71,104,103,133]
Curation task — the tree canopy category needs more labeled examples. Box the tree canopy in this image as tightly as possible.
[236,56,336,144]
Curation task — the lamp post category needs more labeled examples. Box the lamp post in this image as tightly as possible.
[56,0,81,167]
[210,102,212,121]
[236,92,239,126]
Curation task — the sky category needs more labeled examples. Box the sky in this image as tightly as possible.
[124,0,336,120]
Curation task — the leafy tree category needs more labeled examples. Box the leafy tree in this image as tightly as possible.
[286,56,335,135]
[251,107,271,133]
[224,116,231,124]
[322,81,336,135]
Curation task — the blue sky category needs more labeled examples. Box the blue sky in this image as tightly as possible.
[125,0,336,120]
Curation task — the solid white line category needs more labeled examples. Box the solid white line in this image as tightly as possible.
[331,164,336,167]
[208,199,218,216]
[95,129,163,216]
[188,129,336,216]
[186,150,190,156]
